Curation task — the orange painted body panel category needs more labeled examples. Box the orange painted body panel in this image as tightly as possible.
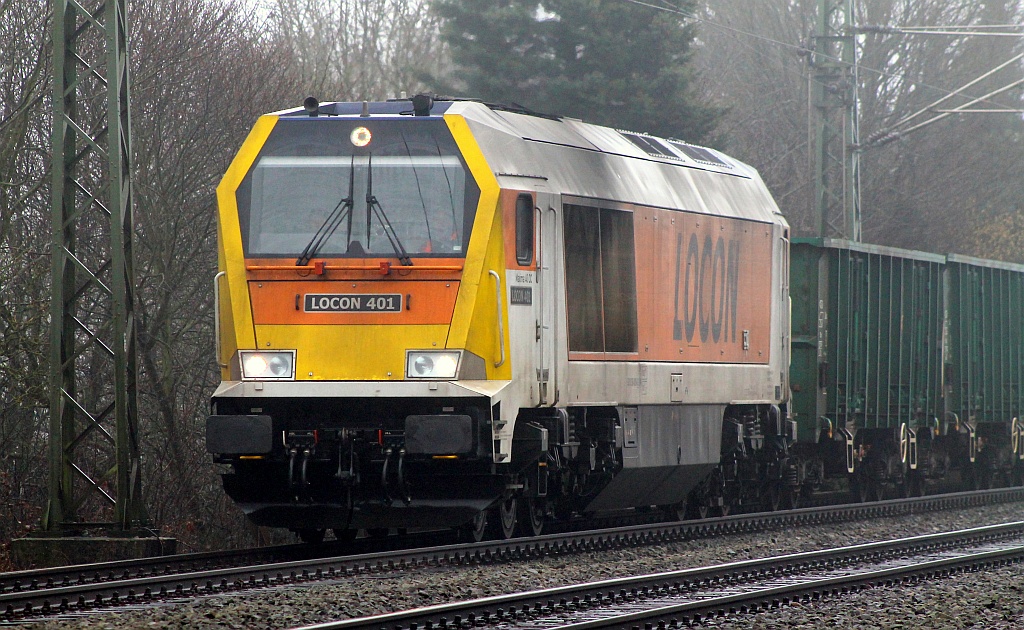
[629,207,774,364]
[249,278,460,326]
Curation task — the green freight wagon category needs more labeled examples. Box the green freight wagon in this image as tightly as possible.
[946,254,1024,487]
[788,238,1024,499]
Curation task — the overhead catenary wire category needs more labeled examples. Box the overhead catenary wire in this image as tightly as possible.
[617,0,1024,120]
[862,52,1024,147]
[883,78,1024,146]
[859,23,1024,37]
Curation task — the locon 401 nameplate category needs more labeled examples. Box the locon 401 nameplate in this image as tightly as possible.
[304,294,402,312]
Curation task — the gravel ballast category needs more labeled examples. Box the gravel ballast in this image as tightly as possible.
[15,501,1024,629]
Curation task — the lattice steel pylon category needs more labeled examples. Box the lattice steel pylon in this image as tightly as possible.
[809,0,861,241]
[46,0,147,532]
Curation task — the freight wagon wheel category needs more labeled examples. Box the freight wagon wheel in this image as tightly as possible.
[963,464,990,490]
[961,465,977,491]
[780,486,799,511]
[519,498,546,537]
[849,474,869,503]
[296,528,326,544]
[487,496,518,540]
[761,483,782,512]
[906,472,925,497]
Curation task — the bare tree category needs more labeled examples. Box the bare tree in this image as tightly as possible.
[1,0,451,559]
[0,0,51,565]
[696,1,817,233]
[696,0,1024,255]
[127,0,306,550]
[854,0,1024,253]
[265,0,449,100]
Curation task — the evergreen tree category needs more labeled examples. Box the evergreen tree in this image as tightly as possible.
[432,0,720,143]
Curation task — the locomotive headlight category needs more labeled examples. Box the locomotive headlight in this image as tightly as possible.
[240,350,296,380]
[406,350,461,379]
[350,126,372,147]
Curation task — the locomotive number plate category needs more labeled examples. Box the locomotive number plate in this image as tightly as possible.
[510,286,532,305]
[304,293,402,312]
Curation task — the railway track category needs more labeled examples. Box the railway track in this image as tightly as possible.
[298,520,1024,629]
[2,487,1023,623]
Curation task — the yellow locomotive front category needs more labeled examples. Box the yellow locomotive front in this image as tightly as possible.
[208,98,524,540]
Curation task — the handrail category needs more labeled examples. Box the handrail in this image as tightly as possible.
[535,204,546,405]
[488,270,505,368]
[213,271,228,368]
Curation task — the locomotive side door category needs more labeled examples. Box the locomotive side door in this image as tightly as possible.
[535,191,560,405]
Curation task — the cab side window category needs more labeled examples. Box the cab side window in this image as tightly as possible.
[515,194,534,266]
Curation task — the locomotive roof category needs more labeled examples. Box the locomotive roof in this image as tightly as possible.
[276,97,787,227]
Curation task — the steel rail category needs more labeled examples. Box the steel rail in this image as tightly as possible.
[3,487,1024,621]
[0,527,458,597]
[298,521,1024,629]
[561,545,1024,628]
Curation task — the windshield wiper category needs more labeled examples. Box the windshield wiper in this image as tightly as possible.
[296,154,355,266]
[365,153,413,266]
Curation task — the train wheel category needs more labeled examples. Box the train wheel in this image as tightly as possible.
[519,498,545,537]
[710,476,737,517]
[367,527,389,539]
[683,484,711,519]
[710,489,733,517]
[662,502,687,522]
[297,528,326,544]
[686,499,709,520]
[780,486,799,511]
[459,511,487,543]
[332,528,358,543]
[964,465,989,490]
[908,472,925,497]
[868,481,886,502]
[488,496,518,540]
[713,486,737,517]
[761,483,781,512]
[850,474,869,503]
[895,478,910,499]
[962,466,976,491]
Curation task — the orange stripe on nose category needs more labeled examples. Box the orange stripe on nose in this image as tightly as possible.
[249,280,460,326]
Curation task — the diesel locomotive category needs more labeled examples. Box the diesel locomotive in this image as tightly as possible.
[207,95,1024,543]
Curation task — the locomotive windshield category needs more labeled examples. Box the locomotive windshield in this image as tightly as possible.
[237,118,479,258]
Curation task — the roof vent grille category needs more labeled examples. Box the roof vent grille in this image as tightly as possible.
[667,140,731,167]
[620,132,679,160]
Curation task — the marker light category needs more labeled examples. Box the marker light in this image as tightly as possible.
[350,126,372,147]
[406,350,461,379]
[239,350,296,380]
